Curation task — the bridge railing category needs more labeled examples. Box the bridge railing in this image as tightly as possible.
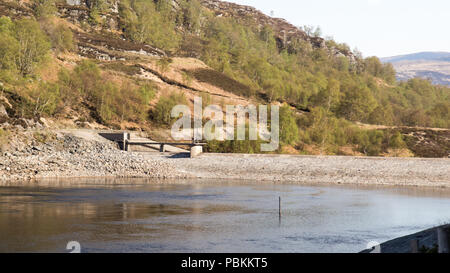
[120,132,206,158]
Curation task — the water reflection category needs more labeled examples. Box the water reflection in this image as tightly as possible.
[1,179,450,253]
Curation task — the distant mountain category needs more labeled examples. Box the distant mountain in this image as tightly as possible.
[381,52,450,86]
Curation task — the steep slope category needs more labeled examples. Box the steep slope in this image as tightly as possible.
[199,0,357,61]
[0,0,448,158]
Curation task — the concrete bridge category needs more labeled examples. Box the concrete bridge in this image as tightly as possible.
[97,131,204,158]
[55,129,205,158]
[120,132,205,158]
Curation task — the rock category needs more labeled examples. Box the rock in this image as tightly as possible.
[66,0,81,5]
[0,104,8,117]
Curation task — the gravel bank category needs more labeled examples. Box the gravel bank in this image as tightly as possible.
[158,153,450,188]
[0,131,189,182]
[1,130,449,187]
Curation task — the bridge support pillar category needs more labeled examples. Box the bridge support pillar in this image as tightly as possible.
[123,132,130,151]
[190,145,203,158]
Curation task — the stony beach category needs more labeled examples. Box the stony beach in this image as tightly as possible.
[0,130,449,187]
[0,131,188,182]
[169,153,450,188]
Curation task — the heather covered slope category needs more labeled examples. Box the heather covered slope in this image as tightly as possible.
[0,0,449,157]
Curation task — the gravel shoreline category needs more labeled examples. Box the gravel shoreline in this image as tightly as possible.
[162,153,450,188]
[1,131,449,187]
[0,132,189,182]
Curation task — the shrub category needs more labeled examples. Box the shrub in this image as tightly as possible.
[56,61,156,125]
[0,17,51,76]
[206,126,264,154]
[14,19,51,76]
[41,21,75,53]
[138,84,156,105]
[150,93,187,126]
[119,0,180,51]
[387,131,406,149]
[356,130,384,156]
[34,0,57,19]
[30,81,61,116]
[279,105,299,145]
[33,130,56,143]
[0,17,19,72]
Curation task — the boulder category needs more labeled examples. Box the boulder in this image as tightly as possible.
[0,104,8,118]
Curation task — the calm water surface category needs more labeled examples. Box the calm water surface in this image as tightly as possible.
[1,179,450,253]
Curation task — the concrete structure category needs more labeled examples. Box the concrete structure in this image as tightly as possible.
[66,0,81,5]
[116,131,204,158]
[190,145,203,158]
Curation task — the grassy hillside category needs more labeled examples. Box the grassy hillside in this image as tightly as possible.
[0,0,448,157]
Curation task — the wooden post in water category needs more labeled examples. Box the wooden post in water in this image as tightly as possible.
[278,196,281,218]
[438,227,450,253]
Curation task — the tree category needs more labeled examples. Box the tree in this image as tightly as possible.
[279,105,299,145]
[178,0,203,34]
[41,20,75,53]
[31,82,61,116]
[0,17,51,76]
[34,0,57,19]
[13,19,51,76]
[312,78,340,111]
[337,85,377,122]
[0,17,19,71]
[301,25,321,37]
[120,0,180,51]
[388,131,406,149]
[151,93,187,126]
[381,63,396,84]
[367,105,394,125]
[427,102,449,128]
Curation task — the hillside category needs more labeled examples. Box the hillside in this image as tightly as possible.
[381,52,450,86]
[0,0,449,158]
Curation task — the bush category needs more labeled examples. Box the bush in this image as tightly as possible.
[34,0,57,19]
[55,61,157,124]
[30,81,61,116]
[0,17,51,76]
[33,130,56,143]
[356,130,384,156]
[279,105,299,145]
[150,93,187,126]
[119,0,180,51]
[206,138,263,154]
[138,84,156,105]
[87,0,107,25]
[41,20,75,53]
[387,131,406,149]
[206,126,264,154]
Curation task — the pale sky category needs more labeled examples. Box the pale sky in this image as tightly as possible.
[227,0,450,58]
